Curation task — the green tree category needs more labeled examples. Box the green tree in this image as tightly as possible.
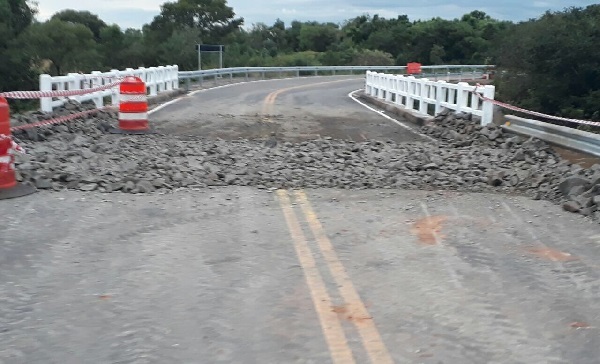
[158,28,200,69]
[146,0,243,44]
[429,44,446,64]
[99,25,125,68]
[21,19,101,75]
[351,49,394,66]
[51,9,107,41]
[298,23,339,52]
[120,29,149,68]
[0,0,37,93]
[495,5,600,120]
[285,21,302,52]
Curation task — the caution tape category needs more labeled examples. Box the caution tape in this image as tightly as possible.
[0,81,121,100]
[472,85,600,127]
[10,106,117,132]
[0,134,26,153]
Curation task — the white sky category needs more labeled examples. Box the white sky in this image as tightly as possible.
[35,0,599,30]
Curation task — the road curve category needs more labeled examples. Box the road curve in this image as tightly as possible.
[1,76,600,363]
[150,76,428,143]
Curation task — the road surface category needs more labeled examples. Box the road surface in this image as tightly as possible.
[1,76,600,363]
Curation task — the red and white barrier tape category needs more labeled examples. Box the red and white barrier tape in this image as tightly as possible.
[472,85,600,127]
[0,134,26,153]
[10,106,117,132]
[0,81,121,100]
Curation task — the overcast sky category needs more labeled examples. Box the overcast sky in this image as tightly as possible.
[36,0,598,30]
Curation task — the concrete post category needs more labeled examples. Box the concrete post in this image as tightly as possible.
[67,73,82,104]
[456,82,469,113]
[90,71,103,108]
[39,74,53,112]
[419,79,429,115]
[481,85,496,126]
[434,81,447,115]
[110,69,120,105]
[173,65,179,90]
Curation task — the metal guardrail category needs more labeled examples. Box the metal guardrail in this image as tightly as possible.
[178,65,492,90]
[503,115,600,157]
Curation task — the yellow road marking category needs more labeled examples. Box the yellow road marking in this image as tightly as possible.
[276,190,357,364]
[262,78,360,121]
[295,190,394,364]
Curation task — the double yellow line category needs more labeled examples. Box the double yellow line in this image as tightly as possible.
[277,190,394,364]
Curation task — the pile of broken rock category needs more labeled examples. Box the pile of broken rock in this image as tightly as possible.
[8,101,600,222]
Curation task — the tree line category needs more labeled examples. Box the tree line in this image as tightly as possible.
[1,0,599,120]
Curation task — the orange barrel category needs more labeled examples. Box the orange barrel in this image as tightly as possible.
[111,76,153,134]
[0,97,36,199]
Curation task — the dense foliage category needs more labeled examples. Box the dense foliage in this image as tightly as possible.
[0,0,598,120]
[494,5,600,121]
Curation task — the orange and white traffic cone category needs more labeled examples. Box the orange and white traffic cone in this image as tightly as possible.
[110,76,154,134]
[0,97,36,199]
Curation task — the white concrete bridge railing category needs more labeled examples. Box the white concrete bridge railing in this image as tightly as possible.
[39,65,179,112]
[365,71,496,125]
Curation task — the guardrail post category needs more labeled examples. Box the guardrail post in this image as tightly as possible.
[371,74,377,97]
[456,82,469,113]
[173,65,179,90]
[261,71,265,80]
[156,66,165,93]
[434,81,447,115]
[296,70,300,78]
[39,74,53,112]
[314,69,318,76]
[245,72,249,81]
[394,75,403,106]
[147,67,158,96]
[110,69,120,105]
[385,75,393,102]
[419,79,428,115]
[67,73,82,104]
[185,78,191,92]
[406,77,414,110]
[481,85,495,126]
[90,71,103,108]
[214,73,218,85]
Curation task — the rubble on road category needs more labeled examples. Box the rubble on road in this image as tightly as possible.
[9,101,600,222]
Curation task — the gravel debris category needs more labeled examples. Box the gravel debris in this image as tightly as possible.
[9,101,600,222]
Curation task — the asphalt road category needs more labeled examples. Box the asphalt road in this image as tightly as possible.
[2,77,600,363]
[150,76,428,143]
